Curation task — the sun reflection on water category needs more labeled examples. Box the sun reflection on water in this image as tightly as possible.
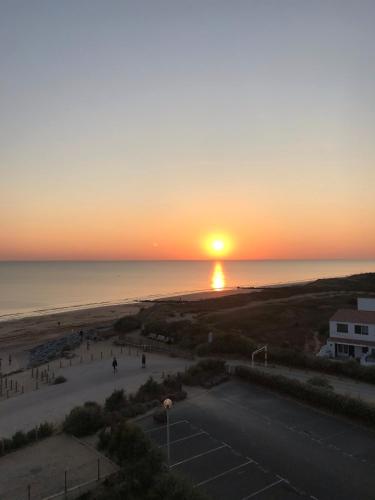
[211,262,225,291]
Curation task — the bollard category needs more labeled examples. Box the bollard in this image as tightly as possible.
[7,389,9,399]
[97,458,100,481]
[27,484,31,500]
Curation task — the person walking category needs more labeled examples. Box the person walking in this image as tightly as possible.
[112,356,118,374]
[141,353,146,369]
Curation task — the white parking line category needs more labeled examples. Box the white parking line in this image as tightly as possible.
[144,420,188,433]
[241,478,284,499]
[195,460,253,487]
[159,431,207,447]
[171,444,228,468]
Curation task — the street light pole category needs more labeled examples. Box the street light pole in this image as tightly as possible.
[163,398,173,468]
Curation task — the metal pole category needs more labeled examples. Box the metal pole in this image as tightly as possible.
[64,470,67,495]
[166,409,170,468]
[97,458,100,481]
[27,484,31,500]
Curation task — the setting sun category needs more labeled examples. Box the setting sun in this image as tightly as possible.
[212,239,225,252]
[203,234,233,258]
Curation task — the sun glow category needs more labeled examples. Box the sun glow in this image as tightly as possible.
[204,233,233,258]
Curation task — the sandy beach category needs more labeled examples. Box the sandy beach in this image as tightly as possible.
[0,287,253,368]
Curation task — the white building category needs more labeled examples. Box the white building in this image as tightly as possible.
[319,298,375,365]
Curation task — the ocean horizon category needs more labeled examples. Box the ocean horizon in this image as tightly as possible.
[1,259,375,321]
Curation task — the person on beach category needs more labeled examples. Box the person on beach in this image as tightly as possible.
[112,356,118,374]
[141,353,146,369]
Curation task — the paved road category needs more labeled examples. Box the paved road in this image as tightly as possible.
[228,360,375,403]
[0,352,190,437]
[150,380,375,500]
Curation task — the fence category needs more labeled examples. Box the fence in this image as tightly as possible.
[0,457,118,500]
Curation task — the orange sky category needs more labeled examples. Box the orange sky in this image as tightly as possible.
[1,2,375,260]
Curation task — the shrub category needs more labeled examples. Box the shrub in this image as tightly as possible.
[97,428,111,451]
[38,422,54,438]
[307,376,333,390]
[134,377,164,403]
[149,472,210,500]
[53,375,67,384]
[114,315,142,333]
[11,431,28,449]
[153,408,167,424]
[181,359,226,386]
[105,389,128,412]
[63,402,104,437]
[26,428,37,441]
[235,366,375,427]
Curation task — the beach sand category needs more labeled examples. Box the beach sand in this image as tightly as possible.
[0,287,253,370]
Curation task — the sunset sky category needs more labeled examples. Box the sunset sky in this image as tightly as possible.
[1,0,375,260]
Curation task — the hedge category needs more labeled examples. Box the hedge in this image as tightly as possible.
[235,365,375,427]
[0,422,54,456]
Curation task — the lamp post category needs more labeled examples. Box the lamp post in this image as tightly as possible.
[163,398,173,468]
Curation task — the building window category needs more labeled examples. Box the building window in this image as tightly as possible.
[337,344,349,354]
[362,347,369,353]
[337,323,348,333]
[355,325,369,335]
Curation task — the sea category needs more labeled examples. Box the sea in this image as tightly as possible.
[1,260,375,321]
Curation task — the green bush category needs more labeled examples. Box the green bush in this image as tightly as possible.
[63,402,104,437]
[181,359,226,386]
[38,422,54,438]
[53,375,67,384]
[307,376,333,390]
[26,428,37,441]
[105,389,128,412]
[149,472,210,500]
[269,346,375,385]
[133,377,164,403]
[235,366,375,427]
[11,431,28,449]
[114,315,142,333]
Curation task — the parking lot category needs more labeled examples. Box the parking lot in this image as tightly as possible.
[139,417,307,499]
[138,380,375,499]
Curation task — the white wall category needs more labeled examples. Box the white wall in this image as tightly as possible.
[358,298,375,311]
[329,320,375,342]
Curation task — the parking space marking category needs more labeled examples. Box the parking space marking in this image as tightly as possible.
[195,460,253,487]
[144,420,188,433]
[171,444,228,468]
[241,478,284,499]
[159,431,207,447]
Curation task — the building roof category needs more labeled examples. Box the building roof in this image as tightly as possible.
[330,309,375,324]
